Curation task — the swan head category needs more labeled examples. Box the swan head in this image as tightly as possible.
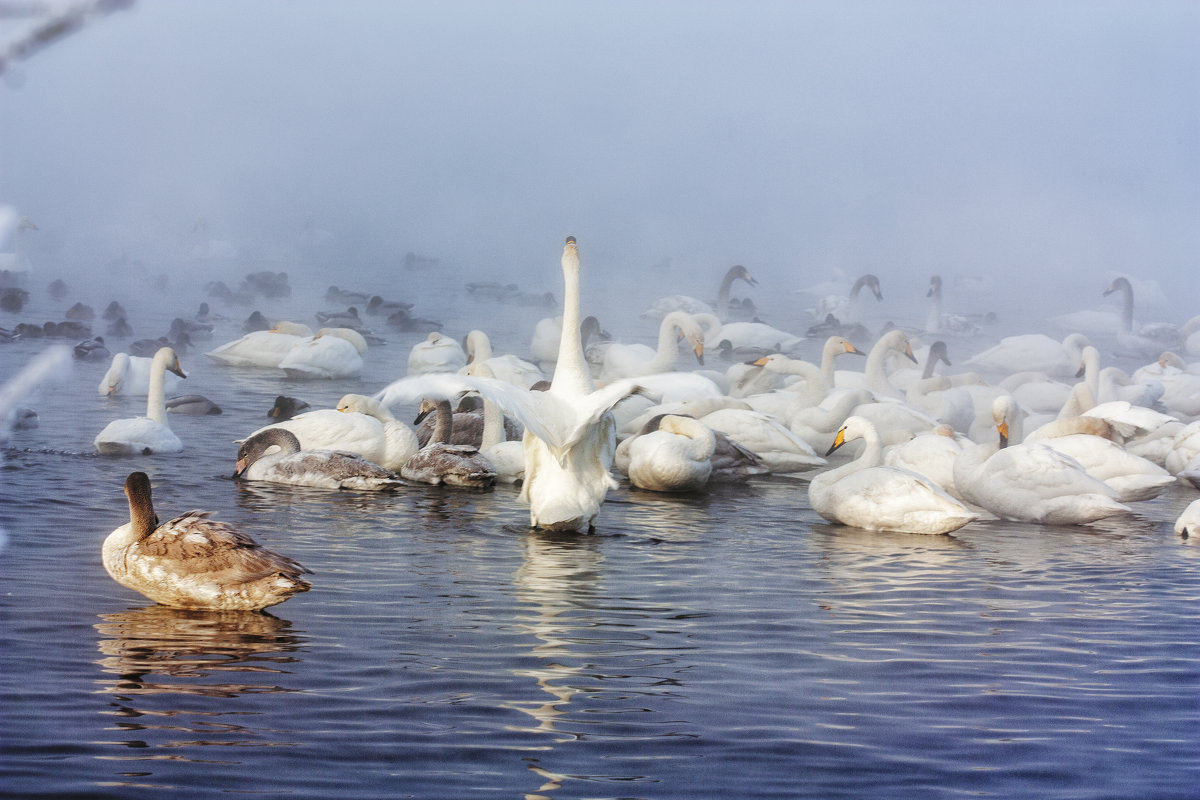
[1103,276,1131,297]
[235,428,301,477]
[156,347,187,380]
[729,264,757,287]
[927,275,942,297]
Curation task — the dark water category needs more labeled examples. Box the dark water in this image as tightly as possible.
[2,268,1198,799]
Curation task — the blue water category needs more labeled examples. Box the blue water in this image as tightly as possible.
[2,268,1198,799]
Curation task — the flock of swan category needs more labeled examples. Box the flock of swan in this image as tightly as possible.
[22,238,1194,611]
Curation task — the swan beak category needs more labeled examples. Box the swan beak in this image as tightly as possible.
[825,427,848,456]
[844,343,865,356]
[997,421,1009,448]
[692,341,704,365]
[413,408,432,425]
[233,457,247,477]
[170,365,188,379]
[745,271,759,287]
[1102,283,1116,297]
[904,344,918,364]
[750,356,769,366]
[1075,362,1086,378]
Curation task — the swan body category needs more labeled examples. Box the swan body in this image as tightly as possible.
[98,351,183,396]
[407,332,467,375]
[1023,430,1175,502]
[813,274,882,326]
[600,311,705,381]
[205,322,314,368]
[699,407,825,474]
[624,414,716,492]
[705,320,804,357]
[277,327,367,379]
[883,425,966,499]
[165,394,222,415]
[953,397,1131,524]
[809,416,976,534]
[401,398,497,488]
[95,347,186,455]
[462,329,546,388]
[246,395,417,471]
[103,471,311,610]
[642,264,757,321]
[235,428,403,490]
[964,333,1089,378]
[1176,499,1200,538]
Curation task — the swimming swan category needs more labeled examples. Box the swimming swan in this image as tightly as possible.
[205,321,314,368]
[104,471,311,610]
[98,351,184,397]
[277,327,367,380]
[94,347,186,455]
[808,415,977,534]
[401,398,497,488]
[234,428,404,490]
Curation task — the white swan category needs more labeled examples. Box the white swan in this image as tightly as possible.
[234,428,404,491]
[599,311,705,381]
[1023,424,1175,502]
[245,394,416,471]
[94,347,186,455]
[812,274,882,326]
[205,321,314,368]
[377,237,645,531]
[834,328,918,398]
[624,414,716,492]
[277,327,367,380]
[1175,498,1200,539]
[462,329,545,388]
[1103,276,1179,356]
[641,264,758,321]
[703,318,805,358]
[809,415,977,534]
[98,352,184,397]
[952,396,1131,525]
[407,332,467,375]
[964,332,1089,379]
[883,424,967,500]
[699,406,825,474]
[104,471,311,610]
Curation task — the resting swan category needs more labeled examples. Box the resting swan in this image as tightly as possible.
[104,471,311,610]
[640,264,757,321]
[952,396,1131,525]
[94,347,186,455]
[205,321,314,368]
[235,428,403,490]
[813,273,882,326]
[623,413,716,493]
[462,329,545,388]
[376,237,645,531]
[808,415,977,534]
[407,332,467,375]
[246,394,417,471]
[401,398,497,488]
[277,327,367,379]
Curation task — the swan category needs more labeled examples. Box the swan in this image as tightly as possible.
[234,428,404,491]
[462,329,546,388]
[622,413,716,492]
[641,264,758,321]
[700,315,806,358]
[407,332,467,375]
[1103,276,1179,356]
[277,327,367,379]
[104,471,311,610]
[699,406,825,474]
[834,328,918,398]
[377,237,646,531]
[98,351,184,396]
[205,321,315,368]
[924,275,983,336]
[401,398,497,488]
[1175,498,1200,539]
[94,347,186,455]
[1023,424,1175,502]
[808,415,977,534]
[531,314,610,370]
[883,424,967,500]
[751,336,865,405]
[245,394,417,471]
[952,396,1131,525]
[1075,345,1165,407]
[812,274,882,326]
[165,394,222,415]
[599,311,705,381]
[1132,352,1200,418]
[964,332,1089,379]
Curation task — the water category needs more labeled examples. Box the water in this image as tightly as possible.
[2,266,1198,799]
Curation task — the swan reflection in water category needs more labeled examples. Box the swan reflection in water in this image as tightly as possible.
[93,605,305,758]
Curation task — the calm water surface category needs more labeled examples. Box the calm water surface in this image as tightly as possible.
[2,269,1198,799]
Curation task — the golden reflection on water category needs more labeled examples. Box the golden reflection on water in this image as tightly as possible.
[92,605,305,767]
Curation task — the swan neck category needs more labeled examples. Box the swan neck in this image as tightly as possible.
[551,247,593,395]
[480,396,503,450]
[125,479,157,541]
[146,350,170,423]
[432,399,453,444]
